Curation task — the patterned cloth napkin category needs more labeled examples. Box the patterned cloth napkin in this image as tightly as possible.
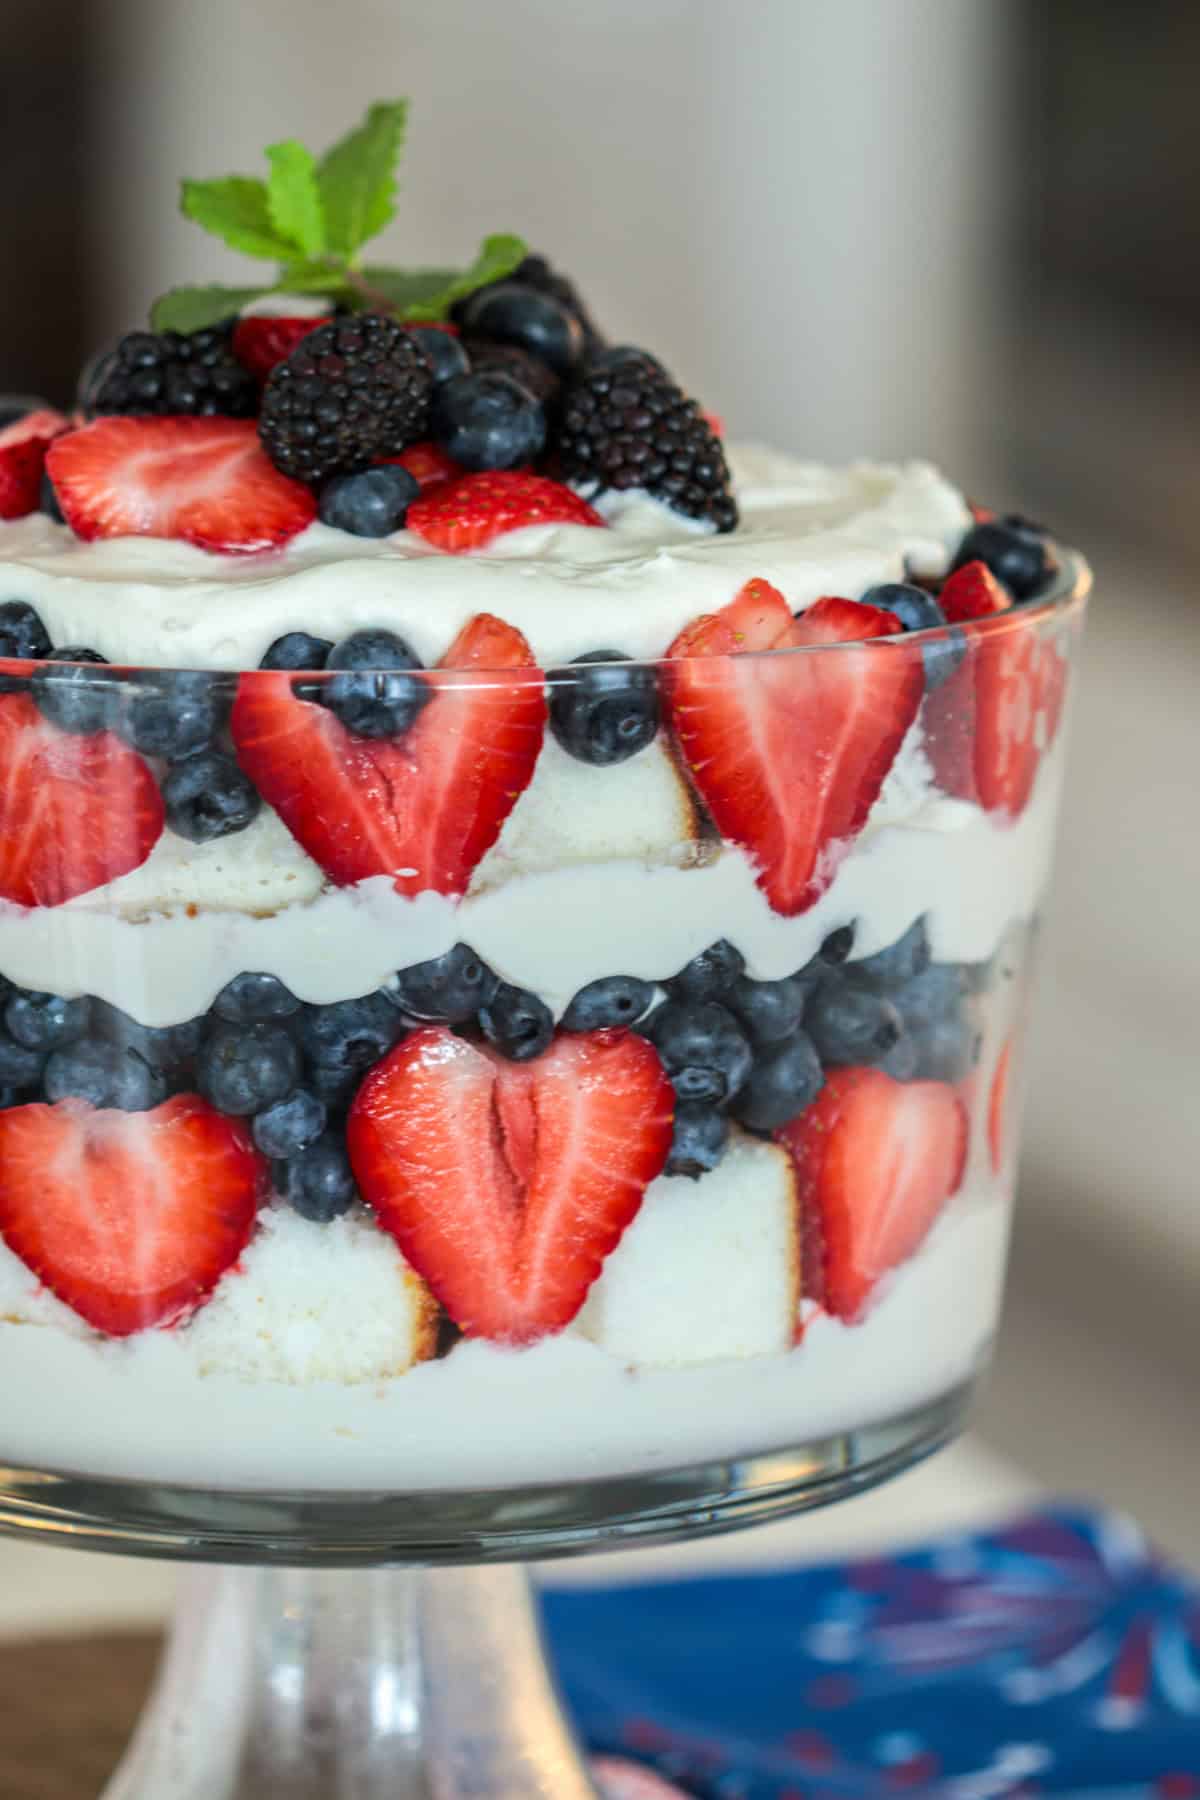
[543,1508,1200,1798]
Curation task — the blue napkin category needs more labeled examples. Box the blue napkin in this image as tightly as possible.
[543,1507,1200,1797]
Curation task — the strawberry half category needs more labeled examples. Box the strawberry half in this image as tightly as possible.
[0,408,69,519]
[231,314,332,382]
[0,693,163,907]
[939,559,1012,623]
[231,613,545,896]
[348,1025,674,1343]
[778,1066,967,1321]
[46,417,317,555]
[407,471,606,551]
[924,623,1069,817]
[380,441,463,492]
[663,581,923,915]
[0,1095,267,1334]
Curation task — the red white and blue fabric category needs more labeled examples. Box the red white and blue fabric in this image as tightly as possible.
[544,1507,1200,1798]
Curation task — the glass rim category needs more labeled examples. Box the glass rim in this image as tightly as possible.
[0,546,1091,682]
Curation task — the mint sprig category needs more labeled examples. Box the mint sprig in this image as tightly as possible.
[150,101,526,334]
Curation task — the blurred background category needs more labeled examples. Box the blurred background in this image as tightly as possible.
[1,0,1196,1554]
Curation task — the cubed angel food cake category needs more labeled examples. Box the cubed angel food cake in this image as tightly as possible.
[0,104,1079,1490]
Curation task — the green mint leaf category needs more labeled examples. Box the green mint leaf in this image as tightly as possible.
[149,284,275,333]
[266,140,325,258]
[362,233,527,321]
[180,177,298,261]
[317,100,408,259]
[275,261,355,301]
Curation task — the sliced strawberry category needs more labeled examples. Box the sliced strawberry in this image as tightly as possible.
[663,583,922,915]
[232,314,332,381]
[778,1067,967,1321]
[968,501,996,524]
[925,620,1069,817]
[349,1025,674,1343]
[407,471,606,552]
[0,408,69,519]
[702,409,725,439]
[231,613,545,895]
[379,440,463,492]
[988,1040,1012,1175]
[0,1095,267,1334]
[939,559,1012,623]
[922,648,979,803]
[0,693,163,907]
[46,417,317,555]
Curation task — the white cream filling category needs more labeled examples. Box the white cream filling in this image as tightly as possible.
[0,740,1062,1025]
[1,449,969,668]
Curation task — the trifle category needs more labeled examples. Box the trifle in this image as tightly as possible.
[0,108,1085,1501]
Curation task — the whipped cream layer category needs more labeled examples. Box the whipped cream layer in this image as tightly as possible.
[0,740,1063,1026]
[0,1186,1006,1491]
[0,448,969,668]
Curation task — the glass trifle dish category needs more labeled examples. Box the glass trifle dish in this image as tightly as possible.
[0,101,1087,1800]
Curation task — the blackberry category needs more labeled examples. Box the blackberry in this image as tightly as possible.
[456,252,603,351]
[462,339,560,408]
[86,326,256,419]
[557,357,737,531]
[258,314,434,485]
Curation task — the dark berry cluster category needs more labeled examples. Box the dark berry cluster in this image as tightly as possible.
[258,314,435,485]
[557,354,737,531]
[85,326,257,419]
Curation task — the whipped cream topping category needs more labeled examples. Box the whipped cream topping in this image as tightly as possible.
[2,448,970,668]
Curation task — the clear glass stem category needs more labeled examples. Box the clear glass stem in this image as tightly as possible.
[101,1561,598,1800]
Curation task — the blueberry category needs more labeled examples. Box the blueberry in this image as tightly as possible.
[274,1131,357,1223]
[845,918,931,993]
[91,1001,205,1072]
[878,1030,920,1083]
[733,1031,824,1132]
[40,470,65,523]
[667,940,746,1004]
[31,648,118,735]
[163,750,261,843]
[0,601,50,690]
[727,972,813,1047]
[860,582,966,690]
[646,1001,753,1106]
[214,972,300,1024]
[911,1014,978,1083]
[818,924,856,966]
[665,1104,729,1179]
[44,1038,169,1111]
[406,324,471,385]
[301,992,404,1075]
[321,628,430,740]
[952,516,1055,602]
[561,975,656,1032]
[253,1087,327,1159]
[457,282,585,375]
[196,1021,300,1116]
[805,980,902,1067]
[389,945,499,1024]
[119,671,227,759]
[585,345,665,375]
[303,1062,358,1110]
[430,372,547,472]
[0,394,53,429]
[0,1031,46,1088]
[548,652,659,766]
[478,983,554,1062]
[259,632,333,672]
[318,465,420,539]
[891,963,967,1033]
[4,990,89,1051]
